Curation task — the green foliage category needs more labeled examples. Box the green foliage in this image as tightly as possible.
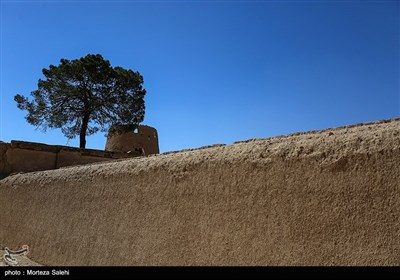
[14,54,146,148]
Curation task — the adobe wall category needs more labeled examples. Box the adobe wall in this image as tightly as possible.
[105,125,159,155]
[0,140,140,177]
[0,119,399,266]
[0,142,10,177]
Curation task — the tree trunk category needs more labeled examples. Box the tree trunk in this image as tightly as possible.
[80,113,90,149]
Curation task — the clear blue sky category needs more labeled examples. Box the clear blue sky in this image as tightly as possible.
[1,0,399,153]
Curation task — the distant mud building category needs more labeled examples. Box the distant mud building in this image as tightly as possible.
[105,125,159,155]
[0,125,159,178]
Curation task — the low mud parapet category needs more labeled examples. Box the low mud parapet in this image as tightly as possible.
[0,140,141,177]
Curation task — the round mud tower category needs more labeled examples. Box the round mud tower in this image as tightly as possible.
[105,125,159,155]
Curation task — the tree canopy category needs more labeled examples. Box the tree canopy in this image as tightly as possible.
[14,54,146,148]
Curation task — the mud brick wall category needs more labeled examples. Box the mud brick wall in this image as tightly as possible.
[0,119,399,266]
[0,140,140,176]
